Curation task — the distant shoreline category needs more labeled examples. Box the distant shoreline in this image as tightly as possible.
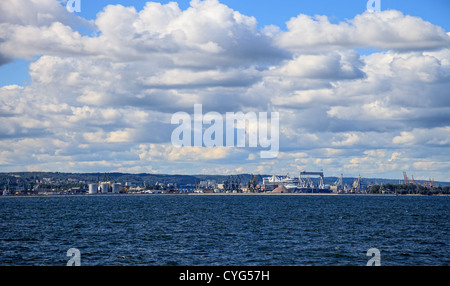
[2,192,449,198]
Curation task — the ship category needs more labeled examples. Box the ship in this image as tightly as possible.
[262,171,332,193]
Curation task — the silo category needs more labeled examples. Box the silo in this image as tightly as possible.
[100,183,109,194]
[112,183,120,194]
[88,183,98,194]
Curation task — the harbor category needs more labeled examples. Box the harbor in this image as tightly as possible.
[2,171,448,196]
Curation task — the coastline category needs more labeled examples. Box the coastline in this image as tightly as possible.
[2,192,448,198]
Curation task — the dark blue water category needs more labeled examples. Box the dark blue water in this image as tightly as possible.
[0,194,448,266]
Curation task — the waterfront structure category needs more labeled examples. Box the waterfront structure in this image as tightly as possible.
[112,183,120,194]
[262,171,332,193]
[262,175,285,191]
[88,183,98,194]
[272,185,289,193]
[100,183,109,194]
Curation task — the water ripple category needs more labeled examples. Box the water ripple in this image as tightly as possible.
[0,195,448,266]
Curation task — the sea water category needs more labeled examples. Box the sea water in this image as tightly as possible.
[0,194,448,266]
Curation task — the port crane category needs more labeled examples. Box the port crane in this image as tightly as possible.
[333,174,344,192]
[223,175,243,193]
[403,171,436,189]
[352,175,362,192]
[247,174,262,192]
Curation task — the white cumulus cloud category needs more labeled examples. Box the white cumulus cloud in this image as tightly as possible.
[0,0,449,180]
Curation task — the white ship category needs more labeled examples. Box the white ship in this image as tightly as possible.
[263,171,331,193]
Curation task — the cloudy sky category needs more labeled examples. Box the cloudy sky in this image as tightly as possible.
[0,0,449,181]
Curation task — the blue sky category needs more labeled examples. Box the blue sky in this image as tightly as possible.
[0,0,449,181]
[74,0,450,29]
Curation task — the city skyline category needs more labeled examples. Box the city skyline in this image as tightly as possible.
[0,0,450,181]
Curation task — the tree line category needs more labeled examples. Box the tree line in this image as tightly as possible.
[369,183,450,195]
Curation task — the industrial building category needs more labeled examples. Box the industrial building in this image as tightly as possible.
[88,181,121,194]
